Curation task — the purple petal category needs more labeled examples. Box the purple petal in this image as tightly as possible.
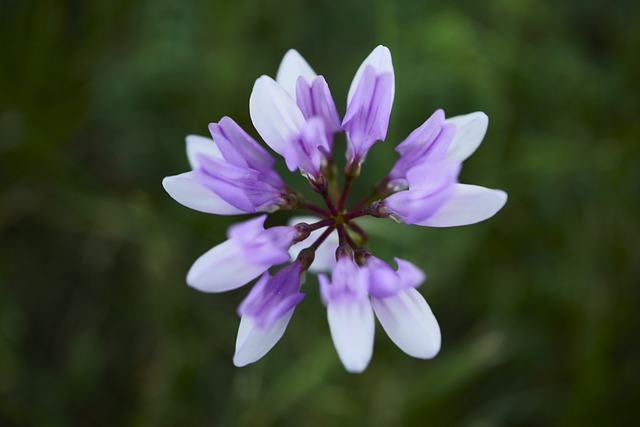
[363,256,401,298]
[282,117,329,177]
[383,159,460,223]
[364,256,426,298]
[389,110,456,184]
[342,66,394,163]
[296,75,341,137]
[209,117,275,173]
[238,262,305,329]
[229,215,296,265]
[347,45,394,105]
[320,256,369,303]
[405,159,461,193]
[394,258,426,288]
[194,155,285,213]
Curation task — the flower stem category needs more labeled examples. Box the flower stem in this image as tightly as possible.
[336,224,347,246]
[321,191,339,216]
[337,176,353,212]
[310,225,335,250]
[299,202,330,217]
[343,209,369,221]
[308,218,334,231]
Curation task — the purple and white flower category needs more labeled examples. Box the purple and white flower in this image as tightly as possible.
[163,45,507,371]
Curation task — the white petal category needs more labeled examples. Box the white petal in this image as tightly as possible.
[287,216,338,273]
[186,239,266,292]
[371,287,441,359]
[416,184,507,227]
[445,112,488,162]
[162,172,244,215]
[249,75,306,156]
[185,135,223,169]
[233,310,294,367]
[347,45,395,105]
[275,49,317,99]
[327,300,375,373]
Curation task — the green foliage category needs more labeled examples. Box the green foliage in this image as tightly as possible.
[1,0,639,425]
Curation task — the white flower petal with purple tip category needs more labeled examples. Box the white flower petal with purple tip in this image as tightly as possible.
[342,66,394,163]
[320,257,374,373]
[186,216,295,293]
[371,287,441,359]
[276,49,317,99]
[162,172,245,215]
[415,184,508,227]
[347,45,395,105]
[233,310,295,367]
[238,262,305,328]
[233,262,304,366]
[250,75,306,157]
[342,46,395,164]
[327,298,374,373]
[445,112,489,162]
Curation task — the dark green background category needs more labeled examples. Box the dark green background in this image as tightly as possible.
[1,0,639,425]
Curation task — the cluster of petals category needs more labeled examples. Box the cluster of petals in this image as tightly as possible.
[163,45,507,372]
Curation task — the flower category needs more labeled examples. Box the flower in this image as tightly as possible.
[163,45,507,372]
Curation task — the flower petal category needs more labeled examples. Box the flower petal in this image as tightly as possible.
[395,258,426,288]
[415,184,507,227]
[445,112,488,162]
[275,49,317,99]
[194,155,283,213]
[249,75,306,156]
[371,287,440,359]
[327,299,375,373]
[342,66,394,162]
[208,117,276,173]
[296,75,341,135]
[162,172,244,215]
[186,135,223,169]
[233,309,295,367]
[186,239,267,292]
[347,45,394,105]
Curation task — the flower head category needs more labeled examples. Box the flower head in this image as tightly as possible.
[164,46,507,371]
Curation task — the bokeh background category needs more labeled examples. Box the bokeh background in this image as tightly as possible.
[2,0,639,425]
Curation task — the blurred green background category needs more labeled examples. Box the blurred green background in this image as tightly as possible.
[1,0,639,425]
